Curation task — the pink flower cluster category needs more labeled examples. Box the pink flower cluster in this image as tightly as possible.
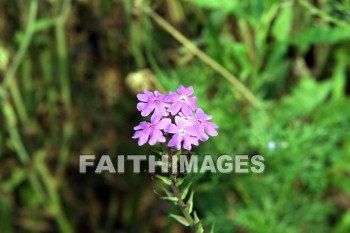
[132,85,218,151]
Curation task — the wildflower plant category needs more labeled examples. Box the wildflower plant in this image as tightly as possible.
[133,85,218,232]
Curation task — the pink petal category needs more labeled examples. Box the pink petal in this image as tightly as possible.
[141,103,155,116]
[181,104,192,116]
[198,125,209,141]
[168,134,182,150]
[168,102,182,115]
[174,116,185,128]
[186,126,199,137]
[184,86,194,96]
[196,108,212,120]
[175,136,182,150]
[138,133,149,146]
[149,130,165,145]
[164,92,176,102]
[137,94,147,102]
[177,85,186,94]
[187,97,197,110]
[151,113,162,124]
[132,130,142,139]
[137,102,146,111]
[134,125,142,130]
[183,140,192,151]
[165,124,177,134]
[204,122,218,136]
[155,118,171,130]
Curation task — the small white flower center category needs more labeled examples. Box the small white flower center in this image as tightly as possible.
[155,100,160,104]
[180,96,187,102]
[179,129,186,135]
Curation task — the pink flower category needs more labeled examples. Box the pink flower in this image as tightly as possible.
[166,85,197,116]
[165,116,199,151]
[132,85,218,150]
[137,90,170,118]
[187,108,218,141]
[132,115,171,146]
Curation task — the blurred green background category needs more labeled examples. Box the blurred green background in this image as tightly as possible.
[1,0,350,232]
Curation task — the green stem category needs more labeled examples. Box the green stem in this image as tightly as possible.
[37,158,74,233]
[2,0,38,126]
[170,177,195,226]
[3,0,38,88]
[54,0,73,176]
[165,147,196,228]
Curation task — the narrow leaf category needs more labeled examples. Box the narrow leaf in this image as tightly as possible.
[176,178,185,186]
[181,182,192,200]
[154,175,171,185]
[194,211,200,224]
[161,196,178,202]
[187,191,194,213]
[210,224,215,233]
[163,188,173,197]
[169,214,190,227]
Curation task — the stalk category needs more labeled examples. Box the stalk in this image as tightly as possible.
[164,146,202,231]
[170,177,195,226]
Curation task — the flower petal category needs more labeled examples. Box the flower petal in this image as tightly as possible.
[168,101,182,115]
[196,108,212,120]
[204,122,218,136]
[150,113,162,124]
[184,86,194,96]
[187,97,197,110]
[138,133,149,146]
[137,102,146,111]
[177,85,186,94]
[156,118,171,130]
[141,103,155,116]
[174,116,186,128]
[165,124,177,134]
[168,134,182,150]
[137,91,153,102]
[132,130,142,139]
[149,129,165,145]
[181,103,193,116]
[134,125,142,131]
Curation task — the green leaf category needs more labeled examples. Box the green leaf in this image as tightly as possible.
[181,182,192,200]
[210,224,215,233]
[290,26,350,44]
[154,175,171,185]
[2,169,26,192]
[161,196,178,202]
[334,210,350,233]
[33,18,56,32]
[187,191,194,213]
[194,211,204,233]
[194,211,200,224]
[272,3,293,41]
[331,51,347,100]
[163,188,173,198]
[176,178,185,186]
[284,78,332,116]
[188,0,236,12]
[169,214,190,227]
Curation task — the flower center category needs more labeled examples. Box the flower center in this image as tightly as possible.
[197,119,201,124]
[179,129,186,135]
[180,96,187,102]
[155,100,160,104]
